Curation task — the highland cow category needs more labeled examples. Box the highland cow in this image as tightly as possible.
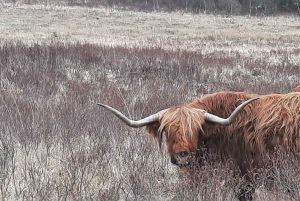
[98,91,300,200]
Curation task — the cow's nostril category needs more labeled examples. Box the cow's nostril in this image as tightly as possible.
[170,155,177,165]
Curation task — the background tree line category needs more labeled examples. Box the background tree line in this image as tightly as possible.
[65,0,300,14]
[4,0,300,15]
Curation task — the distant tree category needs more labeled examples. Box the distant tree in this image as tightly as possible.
[237,0,250,12]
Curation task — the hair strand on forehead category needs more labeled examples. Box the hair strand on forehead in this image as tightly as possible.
[158,106,206,141]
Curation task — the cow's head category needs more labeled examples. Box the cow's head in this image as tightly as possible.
[98,98,258,168]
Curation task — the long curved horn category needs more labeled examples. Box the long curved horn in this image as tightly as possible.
[97,103,162,128]
[204,97,259,126]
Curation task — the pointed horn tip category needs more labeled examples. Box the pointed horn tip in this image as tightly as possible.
[97,103,114,111]
[247,97,259,103]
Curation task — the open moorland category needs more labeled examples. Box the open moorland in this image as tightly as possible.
[0,3,300,201]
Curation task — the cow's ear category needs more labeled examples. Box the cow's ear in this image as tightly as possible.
[145,122,161,138]
[146,122,164,149]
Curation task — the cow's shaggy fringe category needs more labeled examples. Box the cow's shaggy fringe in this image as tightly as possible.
[158,107,205,153]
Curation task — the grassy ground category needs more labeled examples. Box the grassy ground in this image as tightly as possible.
[0,3,299,201]
[1,4,300,50]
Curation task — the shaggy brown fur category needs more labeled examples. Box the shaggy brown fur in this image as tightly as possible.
[101,89,300,200]
[146,91,300,175]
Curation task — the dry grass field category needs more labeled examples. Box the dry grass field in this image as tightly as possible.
[1,4,300,51]
[0,3,300,201]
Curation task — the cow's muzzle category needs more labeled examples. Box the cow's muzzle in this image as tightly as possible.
[171,151,196,167]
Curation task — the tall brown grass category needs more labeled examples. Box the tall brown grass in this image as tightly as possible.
[0,40,299,200]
